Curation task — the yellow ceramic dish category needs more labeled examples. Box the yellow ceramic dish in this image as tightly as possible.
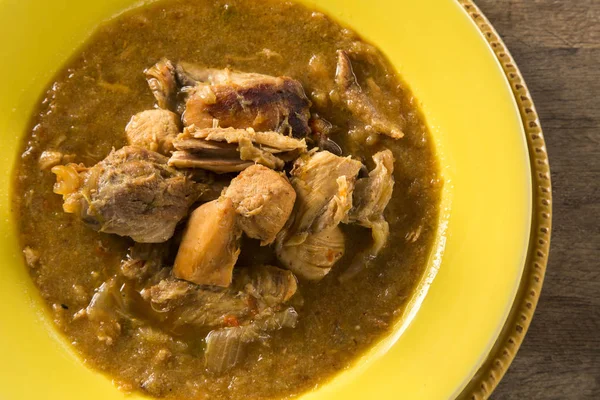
[0,0,550,399]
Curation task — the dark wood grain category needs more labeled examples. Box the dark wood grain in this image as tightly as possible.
[473,1,600,399]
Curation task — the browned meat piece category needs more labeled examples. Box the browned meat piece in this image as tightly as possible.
[224,165,296,245]
[125,109,181,155]
[141,264,298,329]
[340,150,395,282]
[276,226,345,280]
[283,150,362,245]
[335,51,404,139]
[182,68,311,137]
[169,151,254,173]
[173,198,242,287]
[145,58,178,111]
[51,146,198,243]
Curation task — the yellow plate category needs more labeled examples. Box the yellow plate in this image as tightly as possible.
[0,0,551,399]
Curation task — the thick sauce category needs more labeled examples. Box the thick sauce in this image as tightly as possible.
[12,0,441,398]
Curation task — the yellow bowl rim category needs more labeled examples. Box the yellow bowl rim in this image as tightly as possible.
[457,1,552,398]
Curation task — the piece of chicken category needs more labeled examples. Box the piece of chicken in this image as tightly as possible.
[182,126,307,153]
[284,150,362,245]
[348,149,395,227]
[348,149,395,255]
[182,67,311,137]
[340,150,395,281]
[173,198,242,287]
[125,109,181,155]
[276,225,345,280]
[141,264,298,373]
[168,152,254,173]
[51,146,199,243]
[335,51,404,139]
[168,127,307,173]
[224,165,296,245]
[142,265,297,329]
[145,58,178,111]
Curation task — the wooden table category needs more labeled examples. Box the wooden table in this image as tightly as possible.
[473,1,600,399]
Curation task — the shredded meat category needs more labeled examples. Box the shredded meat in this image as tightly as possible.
[168,126,307,173]
[340,150,395,282]
[283,150,362,245]
[335,50,404,139]
[348,149,395,226]
[168,152,254,173]
[145,58,178,111]
[141,265,297,329]
[182,126,307,153]
[276,225,345,280]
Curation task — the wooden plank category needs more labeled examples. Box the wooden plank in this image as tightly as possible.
[473,1,600,399]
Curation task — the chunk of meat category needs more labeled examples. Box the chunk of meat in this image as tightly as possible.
[173,198,242,287]
[276,226,345,280]
[168,127,306,172]
[182,126,307,153]
[142,278,249,328]
[284,150,362,245]
[223,165,296,245]
[174,134,285,170]
[340,150,395,281]
[335,50,404,139]
[168,152,254,173]
[142,265,297,329]
[182,68,311,137]
[145,58,178,111]
[51,146,199,243]
[125,109,181,155]
[348,149,395,224]
[173,138,240,157]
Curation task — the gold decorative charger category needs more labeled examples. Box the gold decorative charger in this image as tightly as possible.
[457,1,552,398]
